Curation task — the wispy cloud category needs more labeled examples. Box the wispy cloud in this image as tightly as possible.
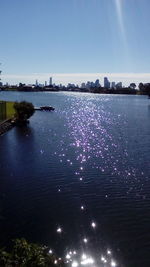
[2,73,150,86]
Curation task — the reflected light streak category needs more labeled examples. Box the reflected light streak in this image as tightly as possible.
[66,254,71,259]
[91,222,96,229]
[63,245,118,267]
[56,227,62,233]
[81,254,87,260]
[81,257,94,265]
[111,260,117,266]
[72,261,79,267]
[101,256,106,262]
[107,249,111,255]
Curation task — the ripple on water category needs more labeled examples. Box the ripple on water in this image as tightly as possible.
[0,93,150,267]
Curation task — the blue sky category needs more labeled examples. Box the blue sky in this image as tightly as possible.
[1,0,150,85]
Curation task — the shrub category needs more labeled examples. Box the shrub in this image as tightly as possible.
[0,239,64,266]
[14,101,35,122]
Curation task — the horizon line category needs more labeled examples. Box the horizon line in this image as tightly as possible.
[1,72,150,86]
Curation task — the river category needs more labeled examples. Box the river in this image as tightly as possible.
[0,91,150,267]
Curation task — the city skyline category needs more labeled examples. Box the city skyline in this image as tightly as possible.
[1,72,150,87]
[1,0,150,84]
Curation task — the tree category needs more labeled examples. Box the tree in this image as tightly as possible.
[138,83,150,94]
[129,83,136,89]
[14,101,35,122]
[138,82,144,91]
[0,239,64,266]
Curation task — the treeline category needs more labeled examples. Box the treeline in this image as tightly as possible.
[138,83,150,95]
[1,82,150,95]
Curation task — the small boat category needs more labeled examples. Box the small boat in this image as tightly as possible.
[40,106,55,111]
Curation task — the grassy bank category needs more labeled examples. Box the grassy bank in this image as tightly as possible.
[0,101,15,122]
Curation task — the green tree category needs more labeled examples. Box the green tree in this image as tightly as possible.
[138,82,144,91]
[14,101,35,122]
[0,239,64,266]
[129,83,136,89]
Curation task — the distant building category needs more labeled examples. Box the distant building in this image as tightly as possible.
[49,77,52,86]
[38,83,44,87]
[67,83,75,88]
[116,82,122,89]
[104,77,110,89]
[86,81,92,89]
[95,79,100,87]
[90,82,95,88]
[81,83,86,88]
[45,81,47,87]
[112,82,116,89]
[35,79,38,86]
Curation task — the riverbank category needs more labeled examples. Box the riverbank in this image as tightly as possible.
[0,100,15,121]
[0,118,14,136]
[0,100,15,135]
[0,87,138,94]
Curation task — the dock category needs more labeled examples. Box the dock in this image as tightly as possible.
[34,106,55,111]
[34,107,41,111]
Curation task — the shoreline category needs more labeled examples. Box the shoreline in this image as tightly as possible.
[0,118,14,136]
[0,88,148,96]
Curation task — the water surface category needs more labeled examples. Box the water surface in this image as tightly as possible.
[0,92,150,267]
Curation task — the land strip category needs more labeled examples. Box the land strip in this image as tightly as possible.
[0,119,14,136]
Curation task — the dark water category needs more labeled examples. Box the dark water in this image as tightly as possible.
[0,92,150,267]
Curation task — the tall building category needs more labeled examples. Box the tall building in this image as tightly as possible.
[35,79,38,86]
[49,77,52,86]
[95,79,100,87]
[112,82,116,89]
[86,81,92,89]
[104,77,110,89]
[81,83,86,88]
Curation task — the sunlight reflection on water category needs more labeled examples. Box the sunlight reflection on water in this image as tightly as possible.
[52,95,122,266]
[63,248,117,267]
[1,92,149,267]
[49,94,149,266]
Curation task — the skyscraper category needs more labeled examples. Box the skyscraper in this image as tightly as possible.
[95,79,100,87]
[81,82,86,88]
[112,82,116,89]
[104,77,110,89]
[49,77,52,86]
